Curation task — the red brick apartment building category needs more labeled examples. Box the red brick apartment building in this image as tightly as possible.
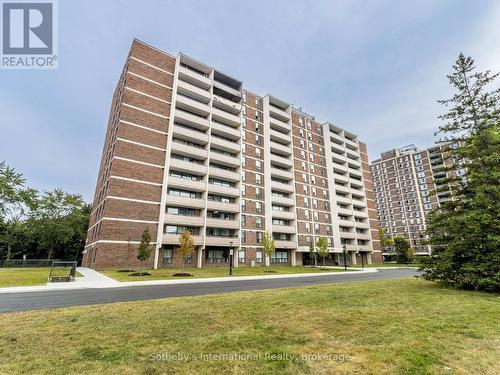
[82,39,382,269]
[370,144,462,258]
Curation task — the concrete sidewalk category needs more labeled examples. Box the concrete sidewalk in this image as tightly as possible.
[0,267,377,293]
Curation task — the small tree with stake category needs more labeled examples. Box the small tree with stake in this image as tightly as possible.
[178,229,195,271]
[262,231,275,267]
[309,241,317,266]
[316,237,329,268]
[137,228,152,276]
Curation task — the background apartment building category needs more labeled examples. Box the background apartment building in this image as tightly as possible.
[370,144,460,257]
[83,39,381,269]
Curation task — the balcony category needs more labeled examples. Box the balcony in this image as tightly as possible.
[205,235,239,247]
[210,135,241,154]
[207,200,240,213]
[212,94,242,115]
[345,137,358,149]
[178,65,212,90]
[344,244,358,252]
[206,218,239,229]
[209,151,240,168]
[354,221,370,229]
[176,80,210,104]
[333,173,349,184]
[351,198,366,208]
[211,121,240,140]
[172,124,209,145]
[170,141,208,160]
[349,178,363,189]
[269,129,291,145]
[274,240,297,249]
[271,167,293,181]
[213,80,241,100]
[271,195,295,207]
[209,166,240,182]
[336,207,352,216]
[269,105,290,122]
[272,225,296,234]
[271,210,295,221]
[330,132,345,144]
[338,218,355,227]
[356,233,371,240]
[164,213,205,226]
[174,108,210,131]
[207,183,240,197]
[335,195,351,205]
[347,158,362,169]
[175,94,211,117]
[271,180,294,194]
[212,107,241,127]
[270,141,292,156]
[163,233,204,245]
[169,158,207,176]
[165,195,205,209]
[270,154,293,168]
[339,231,356,240]
[167,176,206,192]
[335,184,350,194]
[269,117,290,133]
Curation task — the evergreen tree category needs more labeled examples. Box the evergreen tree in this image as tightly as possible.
[419,54,500,291]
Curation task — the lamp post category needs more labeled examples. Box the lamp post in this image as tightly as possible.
[229,241,234,276]
[342,243,348,270]
[360,251,365,269]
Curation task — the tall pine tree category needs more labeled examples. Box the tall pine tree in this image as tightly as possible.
[419,54,500,291]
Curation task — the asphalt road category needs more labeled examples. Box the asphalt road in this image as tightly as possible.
[0,268,418,314]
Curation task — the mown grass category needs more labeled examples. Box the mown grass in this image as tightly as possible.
[101,265,347,282]
[0,267,51,287]
[0,268,83,288]
[0,279,499,374]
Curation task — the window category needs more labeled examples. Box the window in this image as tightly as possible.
[256,217,262,228]
[238,250,246,264]
[256,201,262,213]
[256,160,261,171]
[256,250,263,263]
[207,250,227,264]
[256,231,262,244]
[241,230,246,243]
[256,174,261,185]
[256,187,262,198]
[256,148,261,157]
[163,248,173,264]
[271,251,288,263]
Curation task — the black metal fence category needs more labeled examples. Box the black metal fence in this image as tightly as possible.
[0,259,64,268]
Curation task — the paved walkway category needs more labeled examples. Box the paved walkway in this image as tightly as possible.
[0,267,376,293]
[0,268,418,313]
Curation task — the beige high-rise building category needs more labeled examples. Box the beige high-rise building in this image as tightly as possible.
[83,39,382,269]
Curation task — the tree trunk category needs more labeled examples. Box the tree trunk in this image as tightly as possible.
[323,257,325,268]
[139,260,143,276]
[6,241,12,261]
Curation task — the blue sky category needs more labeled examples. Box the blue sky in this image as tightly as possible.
[1,0,499,202]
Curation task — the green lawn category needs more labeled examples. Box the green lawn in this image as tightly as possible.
[0,268,83,288]
[101,265,347,282]
[1,279,499,375]
[0,267,51,287]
